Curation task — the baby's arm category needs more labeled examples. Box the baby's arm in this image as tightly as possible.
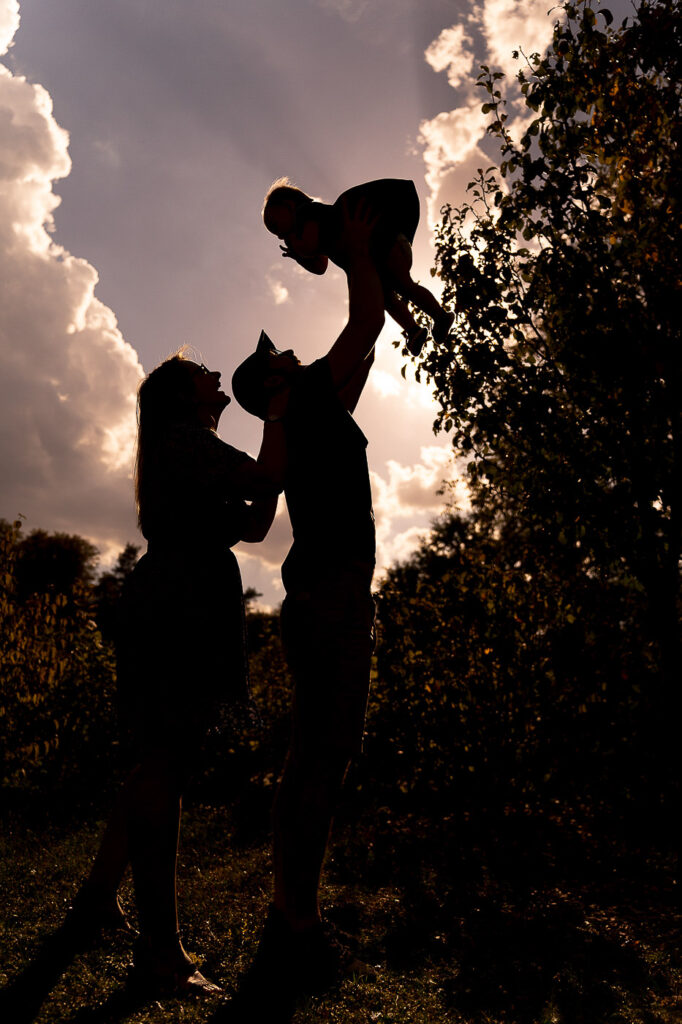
[280,242,328,275]
[280,217,328,274]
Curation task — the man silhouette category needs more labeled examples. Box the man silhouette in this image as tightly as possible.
[232,201,384,993]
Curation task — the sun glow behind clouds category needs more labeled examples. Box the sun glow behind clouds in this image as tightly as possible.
[0,0,18,52]
[0,0,143,548]
[419,0,559,223]
[424,24,474,88]
[372,445,470,578]
[0,0,564,604]
[267,273,290,305]
[478,0,558,76]
[370,368,401,399]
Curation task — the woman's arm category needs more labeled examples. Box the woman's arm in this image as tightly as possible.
[240,494,279,543]
[230,418,286,499]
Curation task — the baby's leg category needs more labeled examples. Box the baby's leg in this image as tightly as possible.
[387,237,454,341]
[385,290,428,357]
[385,291,418,334]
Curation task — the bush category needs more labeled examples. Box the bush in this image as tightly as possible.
[365,511,656,821]
[0,520,118,794]
[199,607,293,821]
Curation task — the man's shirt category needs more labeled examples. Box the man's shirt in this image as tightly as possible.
[281,357,375,592]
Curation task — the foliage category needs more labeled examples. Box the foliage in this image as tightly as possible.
[5,520,100,602]
[0,516,290,801]
[93,542,140,641]
[200,607,293,828]
[1,4,680,1017]
[0,520,118,791]
[415,0,681,695]
[368,509,655,819]
[242,586,263,614]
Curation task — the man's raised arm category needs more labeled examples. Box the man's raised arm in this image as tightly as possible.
[326,202,385,391]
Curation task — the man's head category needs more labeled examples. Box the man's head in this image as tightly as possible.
[232,331,300,419]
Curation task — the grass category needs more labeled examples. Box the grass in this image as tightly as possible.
[0,788,679,1024]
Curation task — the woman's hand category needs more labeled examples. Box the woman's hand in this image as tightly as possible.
[266,386,290,423]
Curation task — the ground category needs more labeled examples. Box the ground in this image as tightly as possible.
[0,792,679,1024]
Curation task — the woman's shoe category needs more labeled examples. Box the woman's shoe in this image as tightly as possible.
[128,936,222,997]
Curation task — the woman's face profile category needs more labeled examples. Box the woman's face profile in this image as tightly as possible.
[186,361,230,411]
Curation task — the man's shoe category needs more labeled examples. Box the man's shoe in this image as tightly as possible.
[245,906,371,996]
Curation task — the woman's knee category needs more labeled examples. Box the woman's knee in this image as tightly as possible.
[127,751,188,820]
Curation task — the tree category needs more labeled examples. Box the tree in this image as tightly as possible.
[416,0,681,704]
[370,508,651,817]
[0,520,117,790]
[243,586,263,614]
[93,543,140,640]
[8,523,100,602]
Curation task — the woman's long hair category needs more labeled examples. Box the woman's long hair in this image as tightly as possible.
[135,349,197,536]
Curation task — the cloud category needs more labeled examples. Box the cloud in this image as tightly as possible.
[235,497,292,573]
[266,273,289,306]
[424,24,474,89]
[0,4,144,553]
[372,446,462,520]
[371,445,469,576]
[0,0,18,54]
[92,137,121,169]
[234,498,292,609]
[420,0,559,222]
[369,368,401,400]
[419,98,489,223]
[316,0,369,23]
[479,0,558,77]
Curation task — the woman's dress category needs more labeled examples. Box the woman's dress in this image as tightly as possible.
[116,423,254,756]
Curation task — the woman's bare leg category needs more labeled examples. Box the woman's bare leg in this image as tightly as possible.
[126,752,191,965]
[74,749,189,967]
[81,777,134,902]
[125,750,220,991]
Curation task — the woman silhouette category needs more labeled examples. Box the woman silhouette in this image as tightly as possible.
[62,350,286,994]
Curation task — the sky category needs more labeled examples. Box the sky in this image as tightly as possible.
[1,0,569,606]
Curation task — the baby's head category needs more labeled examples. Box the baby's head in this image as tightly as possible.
[262,177,312,238]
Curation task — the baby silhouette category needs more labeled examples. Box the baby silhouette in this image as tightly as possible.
[263,177,454,356]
